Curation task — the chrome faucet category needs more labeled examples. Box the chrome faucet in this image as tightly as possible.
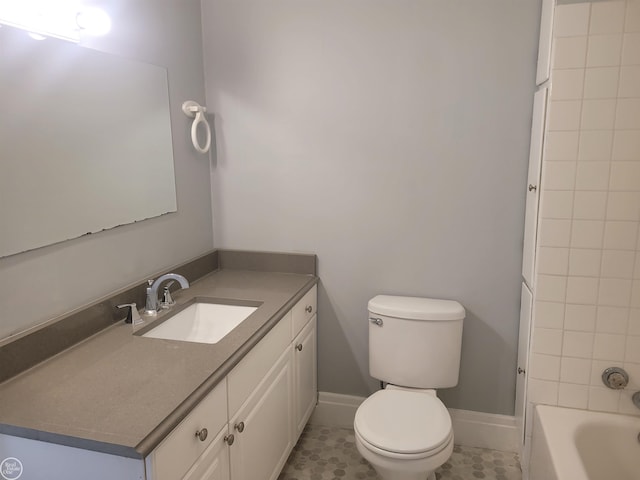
[145,273,189,315]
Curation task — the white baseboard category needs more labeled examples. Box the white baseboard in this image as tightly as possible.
[309,392,363,428]
[310,391,518,453]
[448,408,518,453]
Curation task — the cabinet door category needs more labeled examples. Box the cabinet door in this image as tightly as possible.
[293,316,317,439]
[522,87,548,289]
[229,348,294,480]
[182,427,230,480]
[515,282,532,447]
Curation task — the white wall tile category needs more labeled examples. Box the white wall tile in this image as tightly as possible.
[625,335,640,362]
[566,276,600,304]
[569,248,602,277]
[530,353,561,381]
[590,359,619,385]
[632,279,640,307]
[618,65,640,97]
[545,131,580,161]
[581,99,617,130]
[548,100,582,131]
[586,34,623,67]
[533,327,564,355]
[575,162,611,190]
[626,1,640,33]
[571,220,605,248]
[560,356,592,384]
[536,274,568,302]
[615,98,640,129]
[565,303,597,331]
[603,221,638,250]
[598,278,632,306]
[541,190,574,218]
[609,162,640,191]
[551,69,584,100]
[606,192,640,220]
[588,386,621,411]
[528,379,559,405]
[619,389,640,414]
[622,32,640,64]
[573,191,608,219]
[612,130,640,161]
[590,1,626,35]
[584,67,620,98]
[555,3,591,37]
[578,130,613,161]
[596,305,630,334]
[538,218,572,247]
[601,249,636,278]
[563,330,595,358]
[593,332,626,360]
[553,36,588,69]
[558,383,589,408]
[535,301,565,329]
[542,162,576,190]
[537,247,570,275]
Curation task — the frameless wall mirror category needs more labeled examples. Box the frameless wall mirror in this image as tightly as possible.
[0,24,177,258]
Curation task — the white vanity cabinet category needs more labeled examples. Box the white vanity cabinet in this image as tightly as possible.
[146,285,317,480]
[293,315,317,439]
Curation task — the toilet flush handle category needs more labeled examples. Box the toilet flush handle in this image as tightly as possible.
[370,317,383,326]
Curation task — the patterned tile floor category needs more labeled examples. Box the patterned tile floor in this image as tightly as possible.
[278,425,521,480]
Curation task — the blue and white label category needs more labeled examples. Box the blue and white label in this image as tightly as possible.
[0,458,23,480]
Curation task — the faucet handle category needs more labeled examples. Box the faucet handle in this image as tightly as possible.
[160,282,176,309]
[117,303,143,326]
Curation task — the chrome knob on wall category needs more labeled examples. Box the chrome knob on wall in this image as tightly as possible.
[602,367,629,389]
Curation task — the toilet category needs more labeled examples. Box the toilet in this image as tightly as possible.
[354,295,465,480]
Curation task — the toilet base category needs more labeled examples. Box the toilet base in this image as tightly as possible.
[355,434,453,480]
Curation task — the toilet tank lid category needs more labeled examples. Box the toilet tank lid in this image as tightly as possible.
[368,295,465,321]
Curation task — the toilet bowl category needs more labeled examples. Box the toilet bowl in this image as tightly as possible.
[354,387,454,480]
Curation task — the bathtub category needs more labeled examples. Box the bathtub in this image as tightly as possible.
[529,404,640,480]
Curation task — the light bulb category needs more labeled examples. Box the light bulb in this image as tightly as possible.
[76,7,110,36]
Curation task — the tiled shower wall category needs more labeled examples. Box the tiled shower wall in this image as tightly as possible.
[530,0,640,416]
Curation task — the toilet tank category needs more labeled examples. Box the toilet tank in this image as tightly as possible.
[368,295,465,389]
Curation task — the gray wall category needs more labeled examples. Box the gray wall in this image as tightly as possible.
[0,1,213,341]
[202,0,542,415]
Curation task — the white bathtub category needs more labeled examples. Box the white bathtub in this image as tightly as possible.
[529,404,640,480]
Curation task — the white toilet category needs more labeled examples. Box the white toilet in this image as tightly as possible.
[354,295,465,480]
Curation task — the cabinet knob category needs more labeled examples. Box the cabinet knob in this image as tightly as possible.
[295,343,303,352]
[224,434,235,446]
[305,305,313,314]
[234,421,245,433]
[528,184,537,192]
[195,428,208,442]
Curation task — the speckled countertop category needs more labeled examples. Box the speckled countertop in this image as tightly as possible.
[0,269,317,459]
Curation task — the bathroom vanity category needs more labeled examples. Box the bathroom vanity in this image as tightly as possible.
[0,251,318,480]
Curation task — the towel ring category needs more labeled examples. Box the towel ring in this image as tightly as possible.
[182,101,211,154]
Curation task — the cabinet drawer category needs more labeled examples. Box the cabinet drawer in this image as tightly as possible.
[291,285,317,339]
[149,379,228,480]
[228,313,292,417]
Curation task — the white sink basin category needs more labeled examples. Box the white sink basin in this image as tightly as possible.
[142,302,258,344]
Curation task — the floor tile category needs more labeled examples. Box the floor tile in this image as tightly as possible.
[278,424,521,480]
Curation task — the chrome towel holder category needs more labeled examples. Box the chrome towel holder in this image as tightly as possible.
[182,100,211,154]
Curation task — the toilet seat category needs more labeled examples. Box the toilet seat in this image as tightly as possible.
[354,389,452,457]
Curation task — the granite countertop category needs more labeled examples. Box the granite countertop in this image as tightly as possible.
[0,268,317,459]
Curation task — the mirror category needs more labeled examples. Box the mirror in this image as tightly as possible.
[0,25,177,258]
